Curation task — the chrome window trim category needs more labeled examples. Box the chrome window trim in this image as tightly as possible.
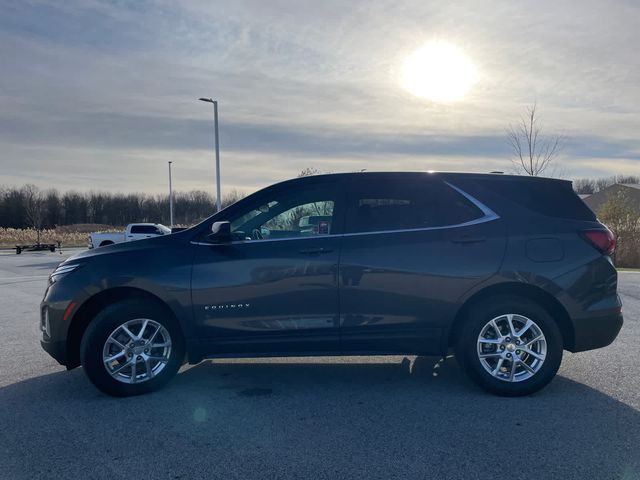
[191,235,341,246]
[444,181,498,220]
[191,182,499,246]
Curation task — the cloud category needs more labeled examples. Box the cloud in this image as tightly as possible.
[0,0,638,193]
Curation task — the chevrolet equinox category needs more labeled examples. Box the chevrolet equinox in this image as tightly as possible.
[40,172,623,396]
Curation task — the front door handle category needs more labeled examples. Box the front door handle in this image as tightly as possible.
[298,247,333,255]
[451,235,486,244]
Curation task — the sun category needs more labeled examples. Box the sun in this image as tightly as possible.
[401,41,477,103]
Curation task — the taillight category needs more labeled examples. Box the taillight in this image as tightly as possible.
[581,228,616,255]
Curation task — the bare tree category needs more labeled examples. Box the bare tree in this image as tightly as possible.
[22,184,46,244]
[614,174,640,185]
[508,103,565,176]
[595,177,611,192]
[221,189,245,209]
[573,178,596,195]
[298,167,321,177]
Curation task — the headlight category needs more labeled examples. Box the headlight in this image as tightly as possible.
[49,263,82,283]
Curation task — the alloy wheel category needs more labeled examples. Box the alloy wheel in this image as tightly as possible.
[102,318,172,384]
[476,313,547,382]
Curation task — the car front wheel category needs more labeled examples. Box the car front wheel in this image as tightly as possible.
[455,296,563,396]
[80,299,184,397]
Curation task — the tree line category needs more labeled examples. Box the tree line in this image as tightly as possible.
[2,173,638,229]
[572,175,639,194]
[0,185,245,229]
[0,168,325,230]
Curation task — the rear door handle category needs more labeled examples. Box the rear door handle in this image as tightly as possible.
[451,235,486,244]
[298,247,333,255]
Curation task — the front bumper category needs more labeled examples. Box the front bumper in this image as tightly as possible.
[40,339,68,366]
[40,290,75,367]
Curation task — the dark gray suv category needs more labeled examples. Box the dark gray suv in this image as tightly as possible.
[40,172,623,397]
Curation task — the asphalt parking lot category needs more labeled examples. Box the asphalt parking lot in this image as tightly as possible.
[0,250,638,480]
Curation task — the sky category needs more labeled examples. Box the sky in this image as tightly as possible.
[1,0,639,196]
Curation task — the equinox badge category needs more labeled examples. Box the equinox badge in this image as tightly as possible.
[204,303,251,311]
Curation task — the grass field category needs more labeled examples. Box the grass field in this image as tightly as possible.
[0,225,120,249]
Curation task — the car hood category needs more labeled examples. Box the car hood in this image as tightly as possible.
[63,232,186,264]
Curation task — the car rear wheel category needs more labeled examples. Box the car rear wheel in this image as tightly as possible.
[80,299,184,397]
[455,296,563,396]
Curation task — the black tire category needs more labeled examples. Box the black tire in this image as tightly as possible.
[455,295,563,396]
[99,241,114,247]
[80,299,185,397]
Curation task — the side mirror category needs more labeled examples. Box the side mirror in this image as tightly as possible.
[208,221,231,243]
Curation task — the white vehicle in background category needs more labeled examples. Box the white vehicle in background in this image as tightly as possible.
[88,223,171,248]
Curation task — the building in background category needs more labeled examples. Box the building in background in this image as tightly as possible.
[581,184,640,214]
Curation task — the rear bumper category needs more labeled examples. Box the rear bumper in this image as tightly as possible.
[570,310,623,352]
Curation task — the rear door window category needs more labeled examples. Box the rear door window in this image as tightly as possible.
[345,177,484,234]
[130,225,158,234]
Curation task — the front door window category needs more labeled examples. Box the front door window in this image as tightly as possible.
[229,186,337,241]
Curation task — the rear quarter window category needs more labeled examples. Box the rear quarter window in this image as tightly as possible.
[478,179,595,221]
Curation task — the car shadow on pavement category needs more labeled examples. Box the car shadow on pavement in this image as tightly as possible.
[1,356,638,480]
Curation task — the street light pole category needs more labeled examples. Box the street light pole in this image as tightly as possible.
[168,161,174,229]
[199,97,222,212]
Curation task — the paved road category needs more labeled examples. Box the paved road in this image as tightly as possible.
[0,250,638,480]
